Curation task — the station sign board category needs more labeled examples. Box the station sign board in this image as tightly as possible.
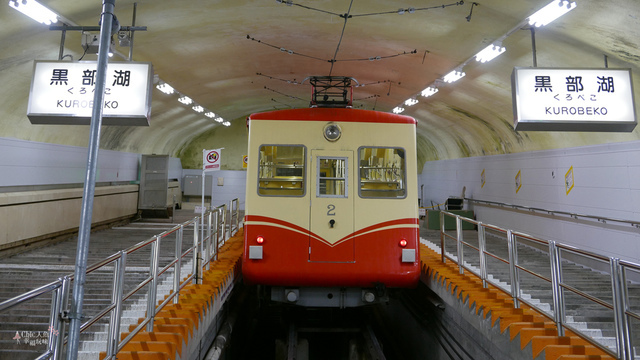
[27,60,152,126]
[511,67,636,132]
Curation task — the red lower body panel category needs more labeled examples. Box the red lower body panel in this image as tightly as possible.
[242,216,420,288]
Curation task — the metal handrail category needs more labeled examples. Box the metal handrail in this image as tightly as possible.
[0,202,241,360]
[466,197,640,228]
[439,210,640,360]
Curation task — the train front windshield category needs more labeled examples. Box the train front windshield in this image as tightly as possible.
[257,145,306,196]
[358,147,406,198]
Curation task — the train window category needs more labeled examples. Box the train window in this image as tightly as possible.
[358,147,406,198]
[317,157,348,198]
[257,145,306,196]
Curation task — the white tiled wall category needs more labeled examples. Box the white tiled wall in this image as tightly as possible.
[0,136,186,188]
[182,169,246,210]
[420,140,640,263]
[0,137,140,186]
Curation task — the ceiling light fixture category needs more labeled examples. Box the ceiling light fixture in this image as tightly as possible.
[192,105,204,113]
[156,83,174,95]
[421,86,439,97]
[528,0,576,27]
[178,96,192,105]
[443,68,466,83]
[404,98,419,106]
[214,117,224,123]
[222,121,231,127]
[475,43,506,63]
[392,106,405,114]
[9,0,59,25]
[204,112,216,118]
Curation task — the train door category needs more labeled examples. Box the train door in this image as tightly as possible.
[309,150,355,262]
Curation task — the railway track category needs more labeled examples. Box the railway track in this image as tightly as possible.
[225,285,393,360]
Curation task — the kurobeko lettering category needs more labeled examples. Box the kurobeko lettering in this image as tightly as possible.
[56,100,119,109]
[544,106,608,116]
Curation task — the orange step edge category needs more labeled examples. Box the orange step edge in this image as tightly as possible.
[419,243,613,360]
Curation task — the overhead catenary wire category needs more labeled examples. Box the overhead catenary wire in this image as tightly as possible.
[247,35,418,65]
[275,0,465,19]
[328,0,354,75]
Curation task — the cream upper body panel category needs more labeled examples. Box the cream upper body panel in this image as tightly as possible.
[245,112,418,233]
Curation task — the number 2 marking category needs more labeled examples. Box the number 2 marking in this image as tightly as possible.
[327,204,336,216]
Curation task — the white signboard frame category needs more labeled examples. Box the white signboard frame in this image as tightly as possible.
[27,60,152,126]
[512,67,636,132]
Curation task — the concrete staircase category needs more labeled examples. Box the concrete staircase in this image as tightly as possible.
[0,218,197,360]
[423,227,639,359]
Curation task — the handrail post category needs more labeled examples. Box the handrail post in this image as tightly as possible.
[223,204,228,244]
[174,226,183,304]
[619,263,633,360]
[235,198,240,233]
[53,276,70,360]
[47,280,63,359]
[549,241,565,336]
[610,258,630,359]
[206,211,212,270]
[456,216,464,274]
[477,222,487,288]
[193,220,200,284]
[440,211,446,263]
[229,200,233,236]
[106,251,126,357]
[146,237,160,332]
[213,210,219,261]
[506,230,520,308]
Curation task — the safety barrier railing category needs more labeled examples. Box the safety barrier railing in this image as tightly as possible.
[230,198,240,235]
[466,197,640,229]
[0,200,241,360]
[439,211,640,360]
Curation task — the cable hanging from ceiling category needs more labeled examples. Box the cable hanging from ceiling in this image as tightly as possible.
[263,86,307,102]
[275,0,465,19]
[257,72,397,89]
[257,73,303,85]
[247,35,418,65]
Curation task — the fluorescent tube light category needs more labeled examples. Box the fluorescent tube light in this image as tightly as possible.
[178,96,192,105]
[204,112,216,118]
[528,0,576,27]
[392,106,405,114]
[443,69,466,83]
[475,44,506,63]
[9,0,59,25]
[404,98,419,106]
[421,87,438,97]
[156,83,174,94]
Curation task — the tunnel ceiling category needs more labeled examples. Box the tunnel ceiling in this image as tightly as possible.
[1,0,640,170]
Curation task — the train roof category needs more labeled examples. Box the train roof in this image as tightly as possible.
[248,108,416,125]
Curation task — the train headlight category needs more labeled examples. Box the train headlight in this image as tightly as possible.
[399,239,407,247]
[256,236,265,244]
[323,122,342,142]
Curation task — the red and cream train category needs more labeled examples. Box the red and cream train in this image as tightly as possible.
[242,106,420,307]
